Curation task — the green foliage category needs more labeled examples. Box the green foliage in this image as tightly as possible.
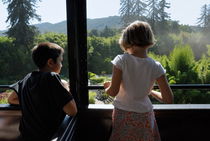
[173,90,210,104]
[88,72,110,85]
[195,55,210,83]
[0,92,9,104]
[169,44,198,83]
[0,98,8,104]
[88,29,100,37]
[3,0,40,50]
[170,44,194,72]
[169,32,207,59]
[148,52,171,78]
[207,45,210,56]
[0,12,210,104]
[87,36,122,74]
[89,91,96,104]
[90,77,106,85]
[36,32,67,47]
[0,36,33,83]
[100,26,118,37]
[88,72,96,79]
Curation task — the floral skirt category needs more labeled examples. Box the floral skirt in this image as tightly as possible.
[109,108,161,141]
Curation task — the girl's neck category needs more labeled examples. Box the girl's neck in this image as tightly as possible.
[126,46,148,58]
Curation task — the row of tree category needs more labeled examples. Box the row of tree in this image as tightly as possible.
[0,31,209,83]
[0,0,209,104]
[119,0,210,35]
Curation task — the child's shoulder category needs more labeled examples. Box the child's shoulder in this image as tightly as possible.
[49,72,59,76]
[31,71,60,81]
[115,53,129,59]
[47,72,61,80]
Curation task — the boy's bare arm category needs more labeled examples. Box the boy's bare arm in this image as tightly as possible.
[61,79,77,116]
[63,99,77,116]
[8,91,19,105]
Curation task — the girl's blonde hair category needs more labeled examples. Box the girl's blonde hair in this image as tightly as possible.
[119,21,155,51]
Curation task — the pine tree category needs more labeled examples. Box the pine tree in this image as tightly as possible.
[132,0,147,21]
[119,0,135,27]
[146,0,160,32]
[3,0,41,52]
[197,4,210,33]
[100,26,115,37]
[157,0,170,34]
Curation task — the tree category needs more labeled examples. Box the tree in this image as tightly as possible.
[132,0,147,21]
[157,0,170,34]
[169,44,198,83]
[3,0,41,52]
[88,29,100,37]
[119,0,135,27]
[146,0,160,32]
[100,26,116,37]
[158,0,170,21]
[195,55,210,84]
[197,4,210,33]
[169,20,180,34]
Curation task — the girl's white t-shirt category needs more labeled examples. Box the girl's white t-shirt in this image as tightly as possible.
[111,53,166,113]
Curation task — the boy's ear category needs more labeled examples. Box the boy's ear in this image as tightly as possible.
[47,58,55,67]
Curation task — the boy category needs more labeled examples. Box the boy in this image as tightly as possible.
[8,42,77,141]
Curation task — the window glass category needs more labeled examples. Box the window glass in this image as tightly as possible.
[87,0,210,104]
[0,0,68,104]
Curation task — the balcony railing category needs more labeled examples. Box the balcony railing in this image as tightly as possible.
[88,84,210,90]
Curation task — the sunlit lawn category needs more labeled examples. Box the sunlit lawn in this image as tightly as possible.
[0,92,10,104]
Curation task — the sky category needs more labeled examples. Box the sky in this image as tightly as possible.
[0,0,209,30]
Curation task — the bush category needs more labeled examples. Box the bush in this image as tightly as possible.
[89,91,96,104]
[169,44,198,83]
[90,76,106,85]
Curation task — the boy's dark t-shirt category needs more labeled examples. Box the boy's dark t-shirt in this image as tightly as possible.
[13,71,73,140]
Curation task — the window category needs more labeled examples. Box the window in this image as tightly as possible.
[86,0,210,104]
[0,0,68,104]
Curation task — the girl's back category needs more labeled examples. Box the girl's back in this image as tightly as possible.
[112,53,165,113]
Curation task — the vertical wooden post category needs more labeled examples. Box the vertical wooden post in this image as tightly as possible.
[66,0,88,109]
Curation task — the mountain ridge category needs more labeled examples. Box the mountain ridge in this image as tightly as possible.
[0,16,122,35]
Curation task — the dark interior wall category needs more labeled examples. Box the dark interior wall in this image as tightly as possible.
[0,110,21,141]
[1,105,210,141]
[156,109,210,141]
[75,106,210,141]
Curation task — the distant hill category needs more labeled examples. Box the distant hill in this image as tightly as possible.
[0,16,122,35]
[87,16,122,30]
[36,16,122,34]
[0,31,6,36]
[0,16,202,35]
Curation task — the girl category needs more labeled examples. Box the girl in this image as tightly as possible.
[104,21,173,141]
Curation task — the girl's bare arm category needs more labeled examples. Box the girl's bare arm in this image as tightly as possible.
[104,66,122,97]
[151,75,174,104]
[8,91,19,105]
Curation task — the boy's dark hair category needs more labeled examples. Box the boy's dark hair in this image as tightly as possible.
[32,42,64,69]
[119,21,155,51]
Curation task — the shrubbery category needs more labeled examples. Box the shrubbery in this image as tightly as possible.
[0,30,210,104]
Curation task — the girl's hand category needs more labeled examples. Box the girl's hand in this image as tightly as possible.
[104,81,111,89]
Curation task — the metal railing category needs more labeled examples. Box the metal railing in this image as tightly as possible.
[88,84,210,90]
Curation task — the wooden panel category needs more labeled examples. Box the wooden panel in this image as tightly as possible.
[75,104,210,141]
[0,110,21,141]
